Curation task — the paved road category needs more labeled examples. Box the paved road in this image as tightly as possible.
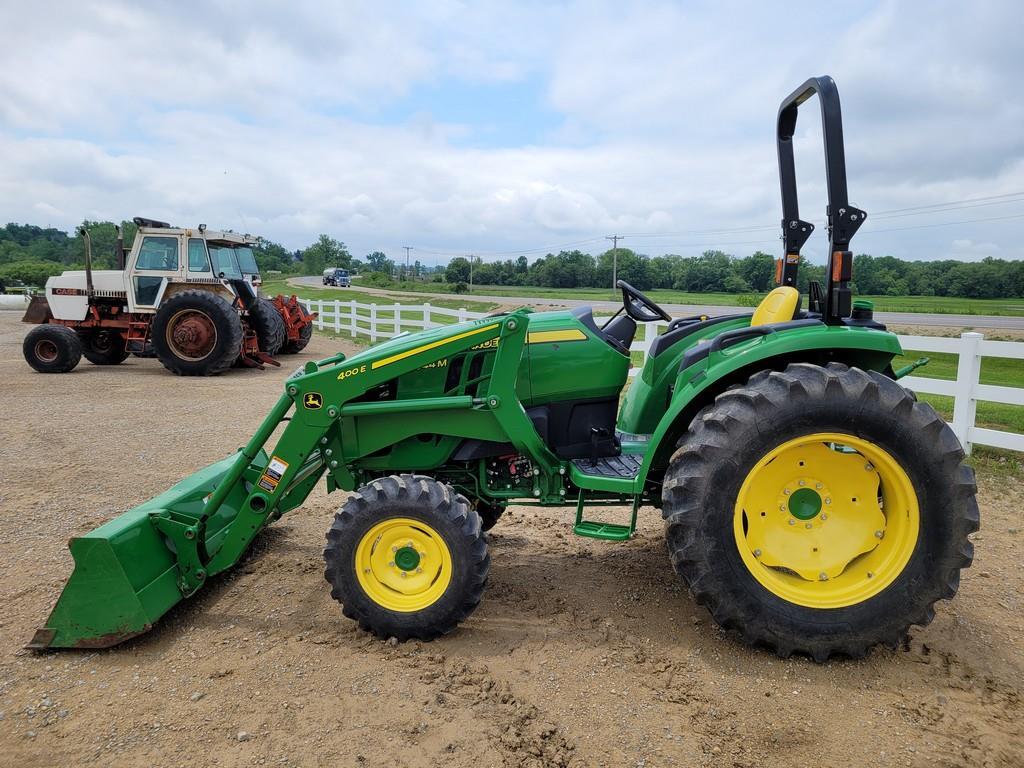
[289,277,1024,331]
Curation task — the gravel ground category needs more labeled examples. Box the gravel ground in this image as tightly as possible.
[0,311,1021,768]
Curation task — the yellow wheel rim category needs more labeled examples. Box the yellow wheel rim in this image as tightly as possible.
[734,432,919,609]
[354,517,453,612]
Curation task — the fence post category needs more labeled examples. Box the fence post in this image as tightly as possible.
[393,303,401,337]
[350,300,357,337]
[951,331,983,455]
[458,308,468,323]
[370,303,378,343]
[316,299,324,330]
[424,303,431,329]
[332,299,341,333]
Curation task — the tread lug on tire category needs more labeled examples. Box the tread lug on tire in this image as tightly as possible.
[662,362,979,661]
[323,474,489,641]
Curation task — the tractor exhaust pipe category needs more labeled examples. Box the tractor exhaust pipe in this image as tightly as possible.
[78,226,94,297]
[115,225,125,270]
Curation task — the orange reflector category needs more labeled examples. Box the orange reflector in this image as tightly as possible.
[775,258,783,284]
[832,251,845,282]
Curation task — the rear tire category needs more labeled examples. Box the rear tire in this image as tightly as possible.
[151,290,242,376]
[78,329,129,365]
[23,325,82,373]
[663,363,978,661]
[324,475,489,641]
[249,297,286,356]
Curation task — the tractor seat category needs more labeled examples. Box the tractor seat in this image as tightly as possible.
[751,287,800,327]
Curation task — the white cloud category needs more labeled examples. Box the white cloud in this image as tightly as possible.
[0,0,1021,264]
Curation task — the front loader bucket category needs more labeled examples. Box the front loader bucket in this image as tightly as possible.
[28,450,270,650]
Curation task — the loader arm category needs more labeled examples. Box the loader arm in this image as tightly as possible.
[30,309,563,649]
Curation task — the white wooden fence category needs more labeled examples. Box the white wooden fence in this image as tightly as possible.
[301,298,1024,454]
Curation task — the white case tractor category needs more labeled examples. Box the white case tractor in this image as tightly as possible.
[21,218,314,376]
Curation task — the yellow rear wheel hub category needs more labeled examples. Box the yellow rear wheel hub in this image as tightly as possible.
[355,517,453,612]
[734,433,919,609]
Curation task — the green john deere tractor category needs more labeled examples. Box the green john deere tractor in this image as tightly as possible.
[30,76,978,661]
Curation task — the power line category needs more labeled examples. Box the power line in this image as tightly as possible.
[606,235,623,294]
[401,191,1024,261]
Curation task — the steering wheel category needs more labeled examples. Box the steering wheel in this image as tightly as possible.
[617,280,672,323]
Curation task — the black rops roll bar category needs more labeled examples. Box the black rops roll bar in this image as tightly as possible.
[776,75,865,322]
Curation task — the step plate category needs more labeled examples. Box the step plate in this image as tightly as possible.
[572,454,643,479]
[573,521,633,541]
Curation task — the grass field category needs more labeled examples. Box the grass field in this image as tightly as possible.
[891,346,1024,435]
[342,278,1024,317]
[354,277,1024,316]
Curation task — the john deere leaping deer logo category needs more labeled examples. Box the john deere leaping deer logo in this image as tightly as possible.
[303,392,323,410]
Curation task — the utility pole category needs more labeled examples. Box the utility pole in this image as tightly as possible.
[402,246,413,281]
[606,234,623,295]
[467,254,475,294]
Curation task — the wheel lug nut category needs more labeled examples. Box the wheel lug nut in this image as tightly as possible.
[875,530,884,539]
[364,568,371,574]
[391,546,398,552]
[788,519,796,526]
[865,463,874,471]
[753,549,762,557]
[805,523,813,529]
[798,480,806,486]
[400,571,407,578]
[820,513,828,521]
[779,505,786,511]
[815,483,823,490]
[415,567,423,573]
[824,498,831,505]
[819,572,828,581]
[783,489,791,496]
[388,561,395,567]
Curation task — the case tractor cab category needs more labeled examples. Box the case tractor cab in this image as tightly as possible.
[21,219,315,375]
[30,77,978,661]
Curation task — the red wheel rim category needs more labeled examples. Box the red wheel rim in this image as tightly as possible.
[166,309,218,361]
[35,339,58,363]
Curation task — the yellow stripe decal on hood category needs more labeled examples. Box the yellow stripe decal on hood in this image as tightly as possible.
[526,329,588,344]
[371,323,500,369]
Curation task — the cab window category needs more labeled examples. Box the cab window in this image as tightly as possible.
[235,247,259,275]
[136,236,179,270]
[208,246,243,279]
[188,239,211,272]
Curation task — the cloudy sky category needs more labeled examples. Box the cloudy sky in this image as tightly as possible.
[2,0,1022,267]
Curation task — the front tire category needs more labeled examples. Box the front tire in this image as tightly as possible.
[324,475,489,641]
[151,290,242,376]
[663,363,978,661]
[23,325,82,373]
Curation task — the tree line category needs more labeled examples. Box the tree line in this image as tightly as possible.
[443,248,1024,299]
[2,221,1022,299]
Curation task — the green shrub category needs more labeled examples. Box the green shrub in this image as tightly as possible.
[450,281,469,294]
[0,260,69,287]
